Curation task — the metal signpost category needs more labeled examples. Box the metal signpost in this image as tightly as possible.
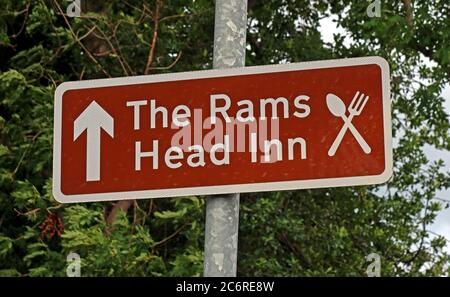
[204,0,248,277]
[52,0,392,278]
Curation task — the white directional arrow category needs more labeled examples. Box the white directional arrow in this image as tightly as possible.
[73,101,114,182]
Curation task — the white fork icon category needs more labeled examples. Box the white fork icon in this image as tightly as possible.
[326,92,372,156]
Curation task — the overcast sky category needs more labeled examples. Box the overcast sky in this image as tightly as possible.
[319,16,450,251]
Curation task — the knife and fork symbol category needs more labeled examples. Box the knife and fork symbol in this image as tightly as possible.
[326,91,372,156]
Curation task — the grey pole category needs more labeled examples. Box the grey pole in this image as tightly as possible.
[204,0,248,277]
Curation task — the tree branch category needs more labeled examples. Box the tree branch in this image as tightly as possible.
[11,2,30,39]
[402,0,413,29]
[106,200,133,225]
[52,0,111,77]
[144,0,161,75]
[147,51,182,71]
[153,223,189,247]
[86,24,130,76]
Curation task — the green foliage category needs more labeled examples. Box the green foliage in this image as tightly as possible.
[0,0,449,276]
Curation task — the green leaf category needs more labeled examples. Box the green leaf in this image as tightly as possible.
[154,208,187,219]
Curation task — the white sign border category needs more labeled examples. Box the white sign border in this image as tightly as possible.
[53,56,392,203]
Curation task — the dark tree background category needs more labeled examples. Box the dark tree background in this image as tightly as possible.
[0,0,449,276]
